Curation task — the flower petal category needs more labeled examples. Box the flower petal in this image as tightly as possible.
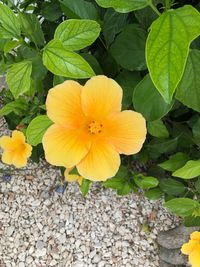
[43,124,91,168]
[189,249,200,267]
[12,130,25,143]
[181,240,196,255]
[77,138,120,181]
[12,154,27,168]
[191,231,200,241]
[0,136,13,150]
[23,143,32,158]
[81,76,122,120]
[1,151,13,165]
[104,110,146,155]
[46,80,85,127]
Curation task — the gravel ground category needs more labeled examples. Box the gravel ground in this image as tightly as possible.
[0,76,179,267]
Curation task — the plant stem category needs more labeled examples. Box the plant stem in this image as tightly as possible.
[148,1,161,16]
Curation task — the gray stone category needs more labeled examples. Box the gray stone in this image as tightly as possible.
[36,240,45,250]
[159,246,187,266]
[157,225,199,249]
[159,260,178,267]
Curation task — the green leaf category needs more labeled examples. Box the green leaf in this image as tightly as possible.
[0,3,21,38]
[81,53,103,75]
[7,61,32,99]
[103,9,128,47]
[159,178,185,196]
[41,1,62,22]
[0,99,28,117]
[60,0,99,20]
[80,179,92,197]
[147,120,169,138]
[26,115,53,146]
[116,70,141,109]
[144,188,163,200]
[42,39,95,78]
[184,215,200,227]
[173,160,200,179]
[148,138,178,156]
[146,5,200,103]
[95,0,148,13]
[19,13,45,47]
[159,152,189,172]
[54,19,101,51]
[176,49,200,112]
[193,118,200,145]
[133,74,173,121]
[3,40,21,54]
[110,24,147,71]
[134,174,159,189]
[165,198,200,217]
[195,177,200,194]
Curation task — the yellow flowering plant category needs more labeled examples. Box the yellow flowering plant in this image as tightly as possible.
[0,0,200,219]
[181,231,200,267]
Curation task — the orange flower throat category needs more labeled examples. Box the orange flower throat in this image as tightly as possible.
[88,121,103,134]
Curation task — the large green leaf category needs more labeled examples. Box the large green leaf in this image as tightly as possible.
[95,0,148,13]
[0,99,28,117]
[176,49,200,112]
[165,198,200,217]
[146,5,200,103]
[173,160,200,179]
[0,3,21,38]
[110,24,147,71]
[103,9,128,47]
[147,120,169,138]
[134,174,159,189]
[133,74,173,121]
[26,115,53,146]
[159,178,185,196]
[19,13,45,47]
[42,39,95,78]
[7,61,32,99]
[54,19,101,51]
[60,0,99,20]
[116,70,141,109]
[192,118,200,145]
[159,152,189,172]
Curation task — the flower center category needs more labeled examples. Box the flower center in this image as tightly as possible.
[88,121,103,134]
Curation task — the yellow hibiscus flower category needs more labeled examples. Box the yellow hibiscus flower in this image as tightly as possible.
[0,130,32,168]
[43,75,146,181]
[181,231,200,267]
[64,168,83,185]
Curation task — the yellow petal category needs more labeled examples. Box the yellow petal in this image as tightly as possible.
[23,143,32,158]
[43,124,91,168]
[181,240,197,255]
[0,136,13,150]
[1,151,13,165]
[12,154,27,168]
[46,80,85,127]
[191,232,200,241]
[104,110,146,155]
[77,138,120,181]
[12,130,25,143]
[81,76,122,120]
[65,174,80,183]
[189,249,200,267]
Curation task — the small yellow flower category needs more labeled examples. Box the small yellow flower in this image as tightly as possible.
[0,130,32,168]
[64,168,83,185]
[43,75,146,181]
[181,231,200,267]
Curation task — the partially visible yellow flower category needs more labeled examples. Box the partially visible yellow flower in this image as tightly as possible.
[43,75,146,181]
[64,168,83,185]
[181,231,200,267]
[0,130,32,168]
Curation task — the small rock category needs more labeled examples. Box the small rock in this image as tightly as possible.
[36,240,45,250]
[7,226,14,237]
[25,175,34,181]
[50,259,57,266]
[159,260,175,267]
[26,256,33,264]
[159,246,187,265]
[18,252,26,261]
[35,248,47,257]
[157,225,199,249]
[92,255,101,264]
[18,262,25,267]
